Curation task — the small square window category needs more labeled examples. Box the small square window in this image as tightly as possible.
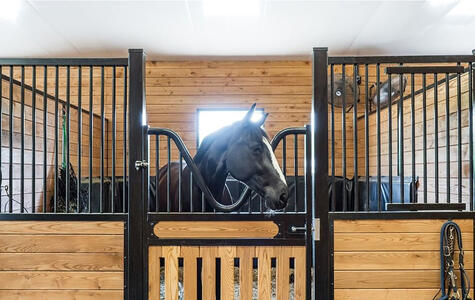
[196,108,265,147]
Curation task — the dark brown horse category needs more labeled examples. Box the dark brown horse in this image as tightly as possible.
[153,104,289,212]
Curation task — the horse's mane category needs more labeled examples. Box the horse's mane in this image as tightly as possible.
[194,121,268,162]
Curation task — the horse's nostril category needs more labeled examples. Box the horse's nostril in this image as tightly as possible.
[280,193,288,203]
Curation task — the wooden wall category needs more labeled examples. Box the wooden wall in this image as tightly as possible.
[0,74,104,212]
[333,218,474,300]
[114,60,353,177]
[0,221,124,300]
[355,70,471,204]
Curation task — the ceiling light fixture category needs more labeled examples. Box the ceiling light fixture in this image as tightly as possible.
[203,0,261,17]
[0,0,21,22]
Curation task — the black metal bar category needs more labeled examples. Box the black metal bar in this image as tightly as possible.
[457,64,462,204]
[190,172,193,213]
[294,134,298,213]
[8,66,13,213]
[282,136,287,177]
[386,203,466,212]
[66,66,71,213]
[469,63,474,211]
[399,72,405,204]
[112,66,116,213]
[329,55,475,64]
[376,64,381,211]
[100,66,104,213]
[411,74,416,203]
[342,64,347,212]
[127,49,146,300]
[155,136,159,212]
[88,66,93,213]
[42,67,46,212]
[446,73,451,203]
[422,74,427,203]
[330,64,336,212]
[353,64,359,211]
[0,213,127,221]
[434,73,439,204]
[330,211,475,220]
[388,73,393,204]
[313,47,329,300]
[31,66,37,212]
[304,124,313,300]
[365,64,370,211]
[0,58,129,66]
[20,66,25,213]
[77,66,82,213]
[179,153,182,212]
[387,65,465,74]
[167,137,171,213]
[123,67,127,214]
[54,66,58,213]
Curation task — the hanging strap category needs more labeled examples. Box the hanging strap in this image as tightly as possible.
[439,221,471,300]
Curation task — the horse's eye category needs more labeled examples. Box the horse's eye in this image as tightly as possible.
[253,146,262,155]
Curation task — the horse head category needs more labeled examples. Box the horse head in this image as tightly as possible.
[222,104,289,210]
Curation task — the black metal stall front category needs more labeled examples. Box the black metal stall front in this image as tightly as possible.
[312,47,475,299]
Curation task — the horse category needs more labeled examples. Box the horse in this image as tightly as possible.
[152,104,289,212]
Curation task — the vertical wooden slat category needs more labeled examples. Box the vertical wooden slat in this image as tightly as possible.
[277,246,291,300]
[181,246,199,299]
[219,246,236,300]
[148,246,162,300]
[237,246,254,300]
[292,246,306,300]
[163,246,180,300]
[257,246,273,300]
[200,246,217,300]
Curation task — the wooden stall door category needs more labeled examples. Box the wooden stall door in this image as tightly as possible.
[148,245,306,300]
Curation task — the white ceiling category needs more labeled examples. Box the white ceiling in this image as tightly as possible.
[1,0,474,60]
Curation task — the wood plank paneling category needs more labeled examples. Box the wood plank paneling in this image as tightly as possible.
[0,221,124,299]
[0,253,123,271]
[0,235,123,253]
[333,219,473,300]
[0,221,124,234]
[163,246,180,300]
[148,246,161,300]
[237,246,254,300]
[200,246,217,300]
[181,246,199,299]
[154,221,279,239]
[0,271,123,289]
[0,290,123,300]
[218,246,236,300]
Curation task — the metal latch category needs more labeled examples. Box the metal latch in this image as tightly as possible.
[291,225,306,233]
[135,160,149,170]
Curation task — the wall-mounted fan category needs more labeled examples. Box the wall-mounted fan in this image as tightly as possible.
[370,75,407,109]
[328,74,360,113]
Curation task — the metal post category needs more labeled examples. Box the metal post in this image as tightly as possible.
[127,49,147,300]
[312,47,330,300]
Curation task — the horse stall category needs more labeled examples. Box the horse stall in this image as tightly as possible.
[0,46,473,300]
[315,48,475,299]
[0,55,130,299]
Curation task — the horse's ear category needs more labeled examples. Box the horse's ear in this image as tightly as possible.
[243,103,257,122]
[257,112,269,127]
